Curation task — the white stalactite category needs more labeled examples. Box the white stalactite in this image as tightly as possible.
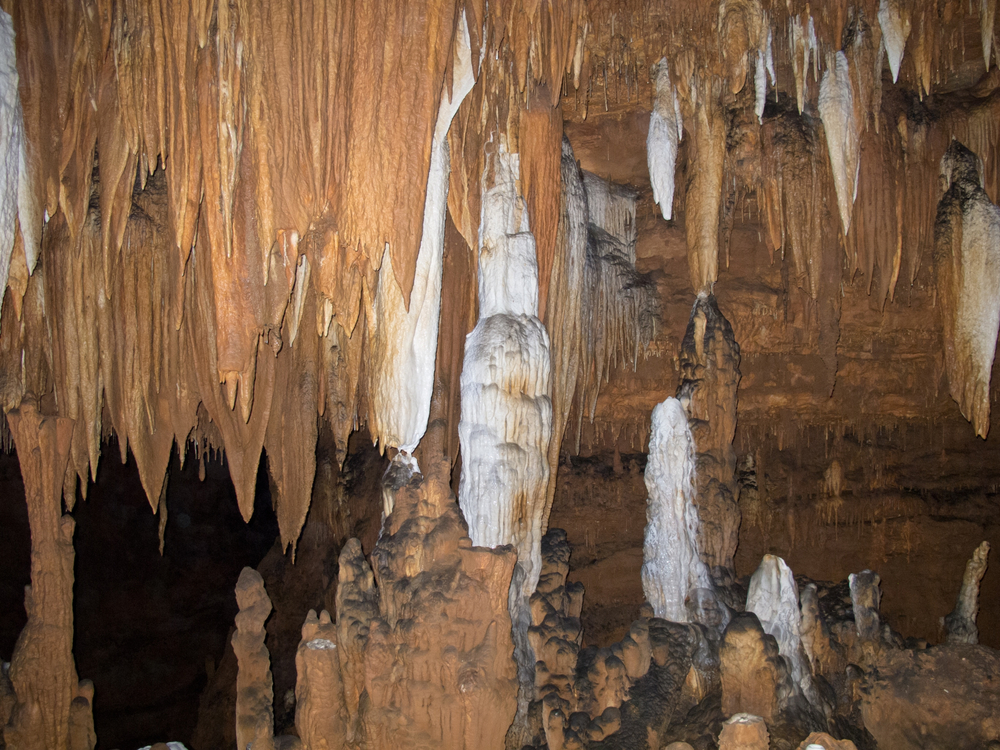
[790,14,818,114]
[0,9,25,306]
[641,397,714,623]
[878,0,911,83]
[755,18,774,123]
[935,141,1000,438]
[746,555,814,700]
[647,58,683,221]
[818,51,860,236]
[366,12,475,457]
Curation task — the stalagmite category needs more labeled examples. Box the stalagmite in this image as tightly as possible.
[232,567,275,750]
[943,541,990,645]
[718,714,769,750]
[677,293,740,581]
[361,451,518,750]
[746,556,814,701]
[819,51,860,237]
[648,58,683,221]
[458,137,553,743]
[641,397,715,624]
[720,614,783,723]
[367,12,476,459]
[877,0,911,83]
[848,570,881,640]
[294,609,347,750]
[4,403,94,750]
[934,140,1000,438]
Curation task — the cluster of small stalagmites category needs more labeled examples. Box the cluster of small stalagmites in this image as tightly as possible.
[287,455,518,750]
[715,553,960,746]
[522,529,727,750]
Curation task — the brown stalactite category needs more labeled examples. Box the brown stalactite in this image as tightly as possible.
[4,402,93,750]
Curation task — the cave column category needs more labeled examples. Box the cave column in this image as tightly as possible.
[677,293,742,598]
[3,401,94,750]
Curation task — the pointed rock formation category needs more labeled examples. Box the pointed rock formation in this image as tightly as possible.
[677,293,741,583]
[294,609,347,750]
[648,58,683,221]
[943,541,990,645]
[934,140,1000,438]
[232,568,275,750]
[641,397,715,625]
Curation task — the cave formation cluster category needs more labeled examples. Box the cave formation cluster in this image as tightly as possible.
[1,0,1000,749]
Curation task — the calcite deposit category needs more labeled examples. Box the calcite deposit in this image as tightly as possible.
[2,0,1000,748]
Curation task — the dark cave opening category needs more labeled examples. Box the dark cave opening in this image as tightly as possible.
[0,441,280,750]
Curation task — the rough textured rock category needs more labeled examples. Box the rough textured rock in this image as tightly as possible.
[360,451,519,750]
[294,609,347,750]
[796,732,858,750]
[943,540,991,645]
[860,645,1000,749]
[4,402,93,750]
[232,567,275,750]
[677,293,741,580]
[720,614,784,723]
[718,713,768,750]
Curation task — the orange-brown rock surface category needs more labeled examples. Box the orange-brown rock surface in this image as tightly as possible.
[232,567,275,750]
[3,403,94,750]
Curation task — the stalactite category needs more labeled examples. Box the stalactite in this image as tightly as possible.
[983,0,997,71]
[543,138,589,525]
[684,84,726,293]
[789,13,818,114]
[648,58,683,221]
[934,139,1000,438]
[878,0,911,83]
[0,9,24,303]
[366,15,475,457]
[819,51,860,238]
[4,402,93,750]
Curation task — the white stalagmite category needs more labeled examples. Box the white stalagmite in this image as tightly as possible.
[458,137,553,596]
[0,9,25,306]
[641,397,714,623]
[647,58,683,222]
[366,11,476,458]
[878,0,912,83]
[818,51,860,236]
[746,555,814,698]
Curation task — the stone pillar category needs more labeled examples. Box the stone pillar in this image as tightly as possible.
[677,292,741,583]
[4,402,94,750]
